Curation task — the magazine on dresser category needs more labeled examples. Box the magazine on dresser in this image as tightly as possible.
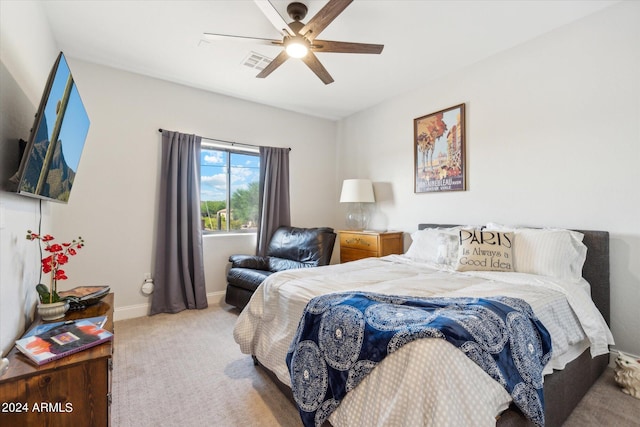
[15,319,113,365]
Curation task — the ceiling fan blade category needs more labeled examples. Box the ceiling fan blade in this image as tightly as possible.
[256,50,289,79]
[301,52,334,85]
[312,40,384,54]
[202,33,281,46]
[300,0,353,41]
[253,0,295,37]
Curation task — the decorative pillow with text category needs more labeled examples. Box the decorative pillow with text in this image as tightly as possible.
[455,229,515,272]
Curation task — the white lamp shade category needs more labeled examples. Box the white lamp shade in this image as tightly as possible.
[340,179,375,203]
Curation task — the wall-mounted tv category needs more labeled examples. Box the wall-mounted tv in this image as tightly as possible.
[12,52,90,203]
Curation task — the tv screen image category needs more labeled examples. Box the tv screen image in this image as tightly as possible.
[15,52,90,203]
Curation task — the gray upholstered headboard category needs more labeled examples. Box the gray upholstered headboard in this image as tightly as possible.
[417,224,610,325]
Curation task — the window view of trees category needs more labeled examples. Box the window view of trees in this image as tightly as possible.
[200,147,260,233]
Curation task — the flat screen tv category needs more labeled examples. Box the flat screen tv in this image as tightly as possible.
[12,52,90,203]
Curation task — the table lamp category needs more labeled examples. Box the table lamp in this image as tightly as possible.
[340,179,375,230]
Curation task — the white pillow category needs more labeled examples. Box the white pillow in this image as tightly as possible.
[435,232,459,266]
[484,223,587,281]
[405,228,459,266]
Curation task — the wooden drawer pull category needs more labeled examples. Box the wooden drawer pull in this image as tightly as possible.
[345,237,370,246]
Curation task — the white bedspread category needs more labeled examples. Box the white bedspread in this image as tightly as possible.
[233,255,614,426]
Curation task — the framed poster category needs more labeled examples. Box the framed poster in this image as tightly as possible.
[414,103,466,193]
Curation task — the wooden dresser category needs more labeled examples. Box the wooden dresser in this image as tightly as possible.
[0,293,114,427]
[339,230,404,263]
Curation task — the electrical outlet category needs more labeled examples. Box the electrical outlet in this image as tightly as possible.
[141,275,154,295]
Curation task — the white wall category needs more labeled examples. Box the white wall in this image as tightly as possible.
[0,1,59,356]
[337,1,640,355]
[2,0,637,359]
[47,60,338,320]
[0,2,338,338]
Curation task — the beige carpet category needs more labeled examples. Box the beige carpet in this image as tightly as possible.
[564,367,640,426]
[112,303,301,427]
[112,303,640,427]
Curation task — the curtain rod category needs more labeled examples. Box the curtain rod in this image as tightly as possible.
[158,128,290,151]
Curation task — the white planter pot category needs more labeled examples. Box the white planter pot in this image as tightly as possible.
[37,301,70,321]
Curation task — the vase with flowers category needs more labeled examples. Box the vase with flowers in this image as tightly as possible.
[27,230,85,320]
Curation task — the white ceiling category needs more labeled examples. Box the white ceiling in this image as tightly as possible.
[41,0,618,121]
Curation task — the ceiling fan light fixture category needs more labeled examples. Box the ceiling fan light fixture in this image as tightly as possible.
[205,0,384,84]
[285,37,309,58]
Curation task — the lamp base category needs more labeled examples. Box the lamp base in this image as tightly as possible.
[345,203,371,231]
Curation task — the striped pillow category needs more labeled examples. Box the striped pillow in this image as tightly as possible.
[511,229,587,281]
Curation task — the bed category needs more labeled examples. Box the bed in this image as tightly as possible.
[233,224,614,426]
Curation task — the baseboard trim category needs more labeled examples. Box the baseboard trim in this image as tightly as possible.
[113,291,227,321]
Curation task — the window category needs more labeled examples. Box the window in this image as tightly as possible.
[200,143,260,233]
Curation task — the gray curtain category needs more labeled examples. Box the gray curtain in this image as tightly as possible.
[151,130,208,315]
[256,146,291,256]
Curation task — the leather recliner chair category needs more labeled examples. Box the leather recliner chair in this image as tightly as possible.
[225,226,337,310]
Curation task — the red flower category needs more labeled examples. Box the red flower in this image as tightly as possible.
[26,231,85,297]
[42,256,54,273]
[56,253,69,265]
[46,243,63,253]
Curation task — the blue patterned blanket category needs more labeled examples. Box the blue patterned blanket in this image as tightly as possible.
[286,292,552,427]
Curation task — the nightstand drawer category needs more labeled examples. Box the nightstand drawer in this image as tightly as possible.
[338,230,403,263]
[340,233,379,250]
[340,247,378,262]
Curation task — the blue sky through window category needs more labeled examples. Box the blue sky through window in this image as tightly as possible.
[200,149,260,201]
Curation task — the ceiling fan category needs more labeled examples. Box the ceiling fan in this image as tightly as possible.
[203,0,384,84]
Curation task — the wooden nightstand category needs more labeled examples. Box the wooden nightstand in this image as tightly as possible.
[339,230,404,263]
[0,293,114,427]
